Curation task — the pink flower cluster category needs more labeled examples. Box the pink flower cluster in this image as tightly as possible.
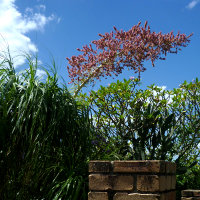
[66,21,192,85]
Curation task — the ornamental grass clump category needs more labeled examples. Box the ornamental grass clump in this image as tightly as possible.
[0,53,93,200]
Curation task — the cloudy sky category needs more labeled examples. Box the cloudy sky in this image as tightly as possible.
[0,0,199,90]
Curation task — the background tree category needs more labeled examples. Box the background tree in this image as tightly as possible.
[80,78,200,168]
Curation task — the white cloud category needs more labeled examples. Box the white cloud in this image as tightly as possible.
[36,4,46,12]
[186,0,200,9]
[36,69,46,78]
[152,86,167,96]
[0,0,59,67]
[147,85,174,105]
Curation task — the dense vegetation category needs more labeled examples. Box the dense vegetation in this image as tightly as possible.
[0,53,199,199]
[82,78,200,162]
[0,21,198,199]
[0,54,94,200]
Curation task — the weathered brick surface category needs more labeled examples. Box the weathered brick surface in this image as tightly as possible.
[137,175,164,192]
[165,162,176,174]
[159,176,167,191]
[160,192,176,200]
[166,176,172,191]
[137,175,174,192]
[160,193,166,200]
[88,192,108,200]
[182,190,200,197]
[171,175,176,190]
[169,191,176,200]
[113,160,166,173]
[88,161,176,200]
[113,193,160,200]
[89,174,134,191]
[89,161,112,173]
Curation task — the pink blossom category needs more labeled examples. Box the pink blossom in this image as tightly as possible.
[66,21,192,95]
[129,76,135,80]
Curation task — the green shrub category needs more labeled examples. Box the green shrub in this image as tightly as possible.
[81,78,200,162]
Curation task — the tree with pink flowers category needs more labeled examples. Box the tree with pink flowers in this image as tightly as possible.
[66,21,192,96]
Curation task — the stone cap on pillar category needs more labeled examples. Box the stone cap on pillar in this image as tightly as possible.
[182,190,200,197]
[89,160,176,174]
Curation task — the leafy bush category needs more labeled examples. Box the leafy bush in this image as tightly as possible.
[81,78,200,162]
[176,159,200,199]
[0,54,93,200]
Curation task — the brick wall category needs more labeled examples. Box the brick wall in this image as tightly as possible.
[88,160,176,200]
[182,190,200,200]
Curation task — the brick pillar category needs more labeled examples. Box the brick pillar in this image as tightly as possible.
[88,160,176,200]
[182,190,200,200]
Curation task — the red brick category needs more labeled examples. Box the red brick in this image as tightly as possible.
[160,191,176,200]
[159,175,175,191]
[89,174,134,191]
[165,162,176,174]
[89,161,112,173]
[167,191,176,200]
[159,176,166,191]
[160,193,166,200]
[113,160,166,173]
[113,193,160,200]
[137,175,167,192]
[166,176,172,190]
[171,175,176,190]
[88,192,108,200]
[137,175,173,192]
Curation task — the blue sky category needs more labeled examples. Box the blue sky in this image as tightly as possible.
[0,0,200,92]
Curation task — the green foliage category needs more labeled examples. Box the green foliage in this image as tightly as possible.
[176,159,200,200]
[177,160,200,188]
[171,79,200,168]
[0,54,93,200]
[0,50,199,199]
[81,78,200,165]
